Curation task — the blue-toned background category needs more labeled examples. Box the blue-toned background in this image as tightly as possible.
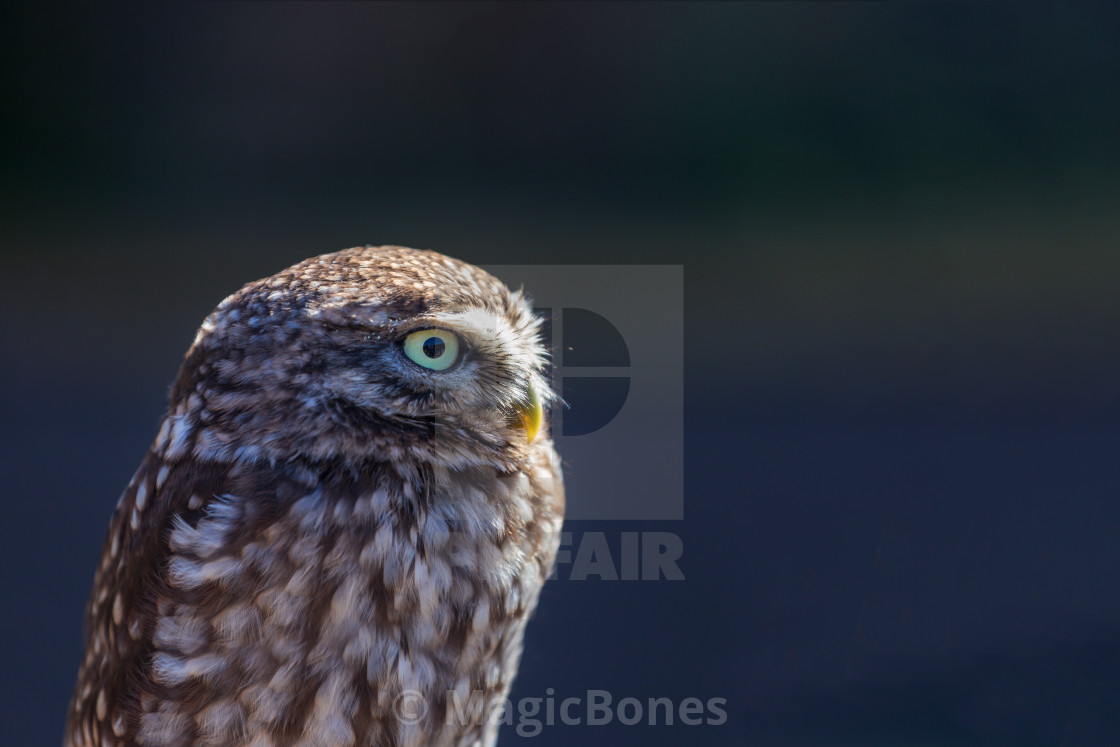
[3,2,1120,744]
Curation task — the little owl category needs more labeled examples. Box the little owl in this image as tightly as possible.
[66,246,565,747]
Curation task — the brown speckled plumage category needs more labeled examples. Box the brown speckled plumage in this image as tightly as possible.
[67,246,564,746]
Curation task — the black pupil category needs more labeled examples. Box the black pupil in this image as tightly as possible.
[422,337,445,358]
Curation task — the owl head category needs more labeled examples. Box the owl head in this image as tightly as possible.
[163,246,552,473]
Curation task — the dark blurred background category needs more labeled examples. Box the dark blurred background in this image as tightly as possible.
[4,2,1120,745]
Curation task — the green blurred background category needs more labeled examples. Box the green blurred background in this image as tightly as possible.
[3,2,1120,745]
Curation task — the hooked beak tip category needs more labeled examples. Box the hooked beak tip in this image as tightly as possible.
[512,382,543,443]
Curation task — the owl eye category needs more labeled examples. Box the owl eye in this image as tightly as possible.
[402,329,461,371]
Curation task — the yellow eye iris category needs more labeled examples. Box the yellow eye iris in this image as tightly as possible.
[402,329,460,371]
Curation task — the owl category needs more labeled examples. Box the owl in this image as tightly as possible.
[65,246,564,747]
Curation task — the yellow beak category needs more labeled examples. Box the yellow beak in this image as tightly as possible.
[512,382,543,443]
